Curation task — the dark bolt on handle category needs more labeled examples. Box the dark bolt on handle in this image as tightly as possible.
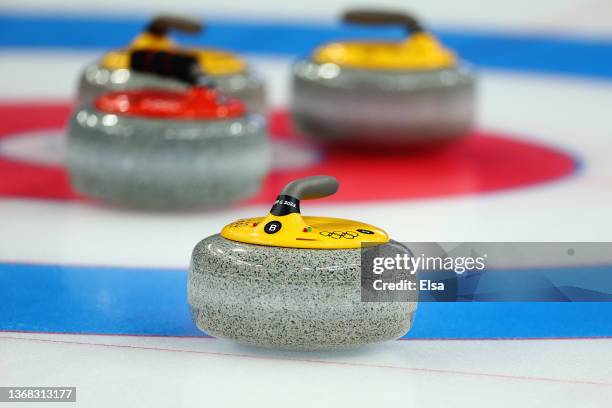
[129,50,209,86]
[270,176,339,216]
[342,9,424,33]
[146,15,203,37]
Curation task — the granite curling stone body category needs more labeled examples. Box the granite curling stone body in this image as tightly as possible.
[189,176,417,350]
[292,10,476,147]
[67,51,269,209]
[77,15,266,113]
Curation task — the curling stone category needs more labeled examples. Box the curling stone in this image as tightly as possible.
[291,10,476,147]
[189,176,418,350]
[66,51,270,209]
[77,15,266,114]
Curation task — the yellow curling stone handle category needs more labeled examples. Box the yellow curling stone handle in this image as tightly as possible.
[221,176,389,249]
[313,9,457,70]
[101,14,246,76]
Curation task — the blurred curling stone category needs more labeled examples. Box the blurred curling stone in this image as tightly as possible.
[291,9,476,148]
[67,50,270,209]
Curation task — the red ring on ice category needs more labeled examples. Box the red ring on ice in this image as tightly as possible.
[0,102,578,204]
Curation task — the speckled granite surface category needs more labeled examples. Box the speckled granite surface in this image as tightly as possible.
[292,60,475,146]
[77,63,267,114]
[66,109,269,209]
[189,234,417,351]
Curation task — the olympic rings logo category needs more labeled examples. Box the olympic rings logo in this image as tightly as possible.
[319,231,359,239]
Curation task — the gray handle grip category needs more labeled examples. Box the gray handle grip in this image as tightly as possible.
[279,176,339,200]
